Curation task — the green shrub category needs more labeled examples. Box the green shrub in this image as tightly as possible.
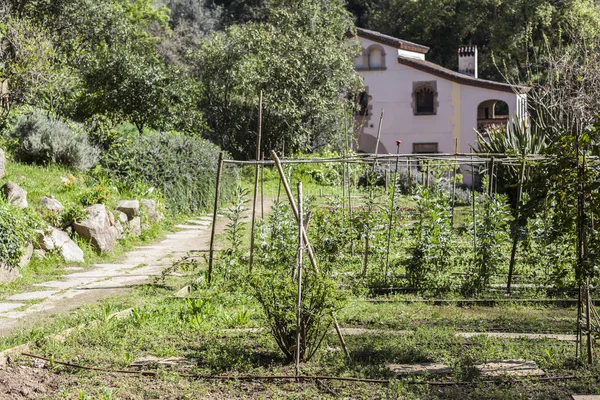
[251,201,345,362]
[101,130,235,213]
[407,187,456,294]
[0,201,44,268]
[10,111,101,171]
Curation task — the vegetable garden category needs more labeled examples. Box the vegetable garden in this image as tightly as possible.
[207,147,600,371]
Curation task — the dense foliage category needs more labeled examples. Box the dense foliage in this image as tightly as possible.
[9,111,101,171]
[0,200,43,269]
[101,130,235,213]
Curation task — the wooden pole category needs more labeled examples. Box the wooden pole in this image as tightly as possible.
[577,284,583,360]
[489,157,495,196]
[384,142,402,284]
[408,157,413,193]
[586,278,593,364]
[362,234,369,278]
[296,182,304,377]
[374,110,384,157]
[506,157,526,295]
[208,152,224,285]
[277,140,284,202]
[270,150,350,360]
[451,138,458,227]
[249,91,263,272]
[471,154,477,260]
[261,151,265,219]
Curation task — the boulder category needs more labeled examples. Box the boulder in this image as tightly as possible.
[0,266,20,284]
[141,199,162,222]
[115,211,128,224]
[1,181,27,208]
[0,243,32,284]
[40,196,64,213]
[116,200,139,220]
[113,221,124,239]
[0,148,5,179]
[73,204,116,252]
[19,243,33,268]
[38,228,84,263]
[128,216,141,237]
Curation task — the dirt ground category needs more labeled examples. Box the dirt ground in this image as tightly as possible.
[0,366,66,400]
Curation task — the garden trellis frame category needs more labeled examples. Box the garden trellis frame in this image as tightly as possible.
[208,149,600,364]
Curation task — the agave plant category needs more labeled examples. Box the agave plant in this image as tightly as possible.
[476,118,547,157]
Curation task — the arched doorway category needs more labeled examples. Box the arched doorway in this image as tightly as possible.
[477,100,509,132]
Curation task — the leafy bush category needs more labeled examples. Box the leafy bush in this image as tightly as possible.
[101,130,236,213]
[10,111,101,171]
[0,201,44,268]
[251,201,345,362]
[462,182,512,296]
[406,187,455,294]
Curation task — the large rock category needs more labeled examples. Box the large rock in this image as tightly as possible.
[0,148,5,179]
[0,243,32,284]
[116,200,139,220]
[1,181,27,208]
[0,266,20,284]
[141,199,162,222]
[73,204,117,253]
[19,243,33,268]
[127,216,141,237]
[38,228,84,263]
[40,196,64,213]
[115,210,128,224]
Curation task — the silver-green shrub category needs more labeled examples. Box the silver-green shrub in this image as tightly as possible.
[11,111,101,171]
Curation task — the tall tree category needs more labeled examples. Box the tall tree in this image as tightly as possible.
[193,0,363,158]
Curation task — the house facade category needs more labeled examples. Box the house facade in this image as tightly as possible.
[352,28,529,155]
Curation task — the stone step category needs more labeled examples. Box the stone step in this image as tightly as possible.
[475,360,544,377]
[34,279,88,289]
[175,224,208,230]
[7,290,58,301]
[386,362,450,376]
[0,303,25,313]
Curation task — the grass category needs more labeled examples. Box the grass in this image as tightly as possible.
[1,271,597,399]
[0,159,193,300]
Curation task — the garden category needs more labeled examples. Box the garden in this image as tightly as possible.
[4,139,600,399]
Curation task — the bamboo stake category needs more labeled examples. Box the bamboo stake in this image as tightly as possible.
[489,157,495,196]
[384,141,402,285]
[208,152,224,285]
[270,150,350,360]
[577,284,583,359]
[261,151,265,219]
[362,234,369,278]
[506,156,527,295]
[408,157,413,193]
[373,110,384,157]
[471,154,477,258]
[451,138,458,227]
[586,278,594,364]
[249,91,263,272]
[277,140,284,202]
[296,182,304,378]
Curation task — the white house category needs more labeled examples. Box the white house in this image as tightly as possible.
[351,27,529,155]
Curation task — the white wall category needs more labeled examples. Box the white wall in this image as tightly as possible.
[355,36,523,157]
[459,85,518,153]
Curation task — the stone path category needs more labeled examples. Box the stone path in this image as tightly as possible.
[339,327,577,342]
[0,217,214,337]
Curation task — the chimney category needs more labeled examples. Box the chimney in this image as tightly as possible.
[458,46,478,78]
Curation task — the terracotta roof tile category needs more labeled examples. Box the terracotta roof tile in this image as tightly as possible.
[397,56,530,94]
[354,27,430,54]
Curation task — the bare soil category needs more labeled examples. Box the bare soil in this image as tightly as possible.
[0,366,65,400]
